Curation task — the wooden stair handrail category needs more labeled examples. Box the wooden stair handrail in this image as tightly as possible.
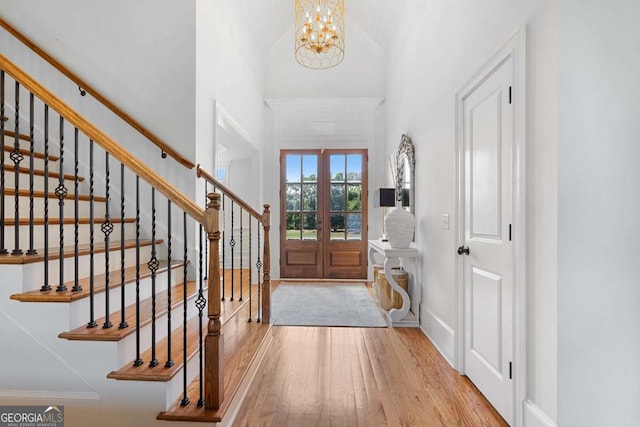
[0,16,195,170]
[0,53,203,223]
[196,165,262,221]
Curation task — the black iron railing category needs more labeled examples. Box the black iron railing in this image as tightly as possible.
[0,52,271,414]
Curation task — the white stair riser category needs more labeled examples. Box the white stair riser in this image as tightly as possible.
[165,336,205,409]
[20,245,154,292]
[67,266,186,330]
[2,195,107,218]
[116,292,203,368]
[2,221,137,251]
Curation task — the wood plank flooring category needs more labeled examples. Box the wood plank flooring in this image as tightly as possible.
[233,326,508,427]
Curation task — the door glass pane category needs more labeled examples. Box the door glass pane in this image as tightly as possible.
[286,155,301,183]
[302,184,317,211]
[347,184,362,211]
[347,154,362,182]
[286,184,301,211]
[347,213,362,240]
[330,154,346,182]
[286,213,301,240]
[330,213,345,240]
[303,155,318,182]
[330,184,345,211]
[303,214,318,240]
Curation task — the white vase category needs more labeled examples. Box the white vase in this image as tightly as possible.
[384,207,415,248]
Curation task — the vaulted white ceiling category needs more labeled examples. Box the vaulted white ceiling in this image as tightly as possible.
[236,0,406,52]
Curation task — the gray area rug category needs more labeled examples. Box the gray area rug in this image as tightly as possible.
[272,283,387,328]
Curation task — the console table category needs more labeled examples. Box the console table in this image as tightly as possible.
[368,239,419,327]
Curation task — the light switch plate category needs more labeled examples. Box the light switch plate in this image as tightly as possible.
[442,214,450,230]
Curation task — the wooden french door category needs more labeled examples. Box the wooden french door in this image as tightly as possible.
[280,149,368,279]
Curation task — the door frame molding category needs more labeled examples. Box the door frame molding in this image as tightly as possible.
[454,27,527,426]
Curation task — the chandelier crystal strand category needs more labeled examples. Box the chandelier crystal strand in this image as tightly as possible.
[295,0,344,69]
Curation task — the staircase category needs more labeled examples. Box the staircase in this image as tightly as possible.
[0,19,272,427]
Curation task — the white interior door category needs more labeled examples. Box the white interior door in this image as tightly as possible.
[461,56,514,424]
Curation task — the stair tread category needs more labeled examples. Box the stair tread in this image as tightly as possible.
[157,306,271,422]
[108,280,252,382]
[10,256,177,302]
[3,217,135,225]
[2,143,60,161]
[2,130,31,142]
[3,188,106,202]
[0,238,161,265]
[60,278,195,341]
[3,164,85,181]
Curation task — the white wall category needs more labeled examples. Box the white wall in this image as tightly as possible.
[195,0,265,177]
[0,0,197,195]
[383,0,556,424]
[265,98,383,279]
[526,0,558,422]
[557,0,640,425]
[266,17,384,99]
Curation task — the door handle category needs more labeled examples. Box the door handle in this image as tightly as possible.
[457,246,470,256]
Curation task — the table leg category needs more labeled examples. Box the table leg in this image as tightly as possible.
[383,257,411,322]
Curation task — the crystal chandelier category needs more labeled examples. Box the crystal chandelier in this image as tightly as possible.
[295,0,345,69]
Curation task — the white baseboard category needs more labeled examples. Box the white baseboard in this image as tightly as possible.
[420,305,455,367]
[523,399,556,427]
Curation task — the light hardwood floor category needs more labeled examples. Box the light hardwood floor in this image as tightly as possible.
[234,325,508,427]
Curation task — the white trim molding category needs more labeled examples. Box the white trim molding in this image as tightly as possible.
[420,306,455,367]
[523,400,557,427]
[454,27,527,426]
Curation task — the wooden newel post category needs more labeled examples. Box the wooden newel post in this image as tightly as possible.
[203,192,223,409]
[261,204,271,323]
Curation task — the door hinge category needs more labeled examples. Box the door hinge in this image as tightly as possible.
[509,224,512,241]
[509,361,513,379]
[509,86,512,104]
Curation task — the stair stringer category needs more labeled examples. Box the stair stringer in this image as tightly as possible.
[0,264,208,427]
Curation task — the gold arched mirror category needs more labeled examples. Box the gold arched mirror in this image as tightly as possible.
[396,134,415,216]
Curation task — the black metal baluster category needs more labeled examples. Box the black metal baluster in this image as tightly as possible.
[55,117,67,290]
[86,140,97,326]
[0,70,6,255]
[196,224,206,407]
[203,182,208,280]
[165,200,174,368]
[133,176,143,366]
[148,188,159,367]
[102,152,113,327]
[248,219,252,322]
[71,128,81,292]
[221,194,225,301]
[239,208,243,301]
[11,82,23,255]
[118,164,127,329]
[40,106,50,291]
[26,93,36,255]
[256,225,262,322]
[180,212,189,407]
[230,200,235,301]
